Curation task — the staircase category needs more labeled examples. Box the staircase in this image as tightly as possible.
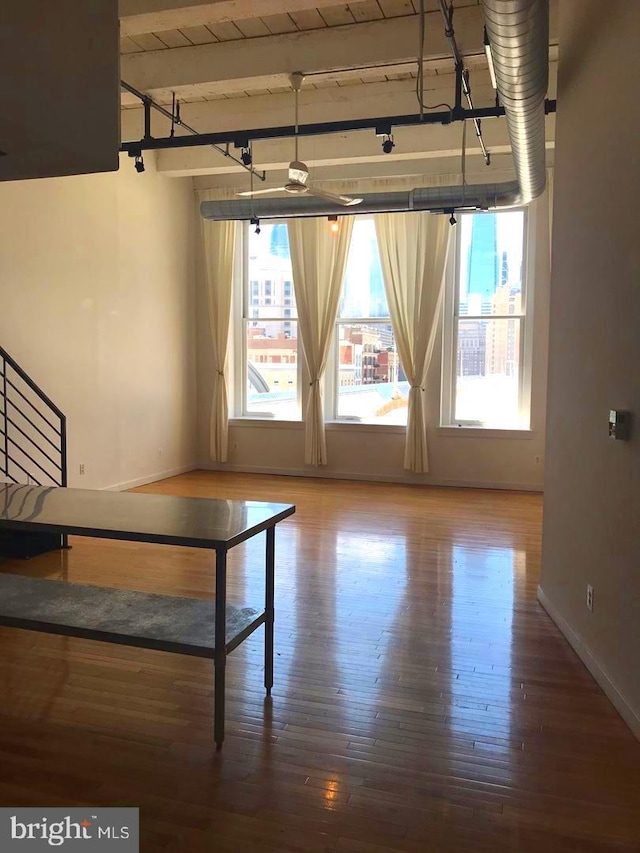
[0,345,67,557]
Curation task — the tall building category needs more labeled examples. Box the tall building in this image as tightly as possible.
[467,213,498,300]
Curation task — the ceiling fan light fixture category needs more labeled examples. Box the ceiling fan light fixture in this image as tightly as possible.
[235,74,362,209]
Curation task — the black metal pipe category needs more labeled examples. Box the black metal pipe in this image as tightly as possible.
[4,411,62,471]
[454,63,463,112]
[5,377,61,434]
[6,397,62,450]
[6,435,56,484]
[143,98,152,141]
[121,100,555,154]
[1,360,7,478]
[60,416,67,488]
[0,346,65,420]
[3,454,38,486]
[438,0,490,166]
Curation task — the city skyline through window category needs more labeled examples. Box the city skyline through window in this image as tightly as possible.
[336,219,408,424]
[450,211,527,428]
[244,223,299,419]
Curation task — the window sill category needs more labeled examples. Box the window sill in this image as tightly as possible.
[437,426,535,440]
[229,418,406,435]
[229,417,303,430]
[325,421,406,435]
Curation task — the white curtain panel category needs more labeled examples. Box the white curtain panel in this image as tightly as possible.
[201,218,237,463]
[287,216,354,466]
[375,212,450,473]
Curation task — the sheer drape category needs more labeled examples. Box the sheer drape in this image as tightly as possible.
[375,212,450,473]
[287,216,354,466]
[201,218,237,462]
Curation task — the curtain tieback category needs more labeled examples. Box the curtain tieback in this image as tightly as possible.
[216,370,225,377]
[309,379,320,387]
[410,385,425,391]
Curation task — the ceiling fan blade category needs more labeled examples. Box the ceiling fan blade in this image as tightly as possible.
[307,186,363,207]
[236,187,288,197]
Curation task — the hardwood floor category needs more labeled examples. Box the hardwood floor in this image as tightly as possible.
[0,471,638,852]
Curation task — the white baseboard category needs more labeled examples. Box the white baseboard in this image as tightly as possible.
[537,585,640,740]
[103,464,198,492]
[200,461,542,492]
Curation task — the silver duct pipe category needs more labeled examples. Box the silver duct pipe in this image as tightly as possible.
[483,0,549,202]
[201,0,548,222]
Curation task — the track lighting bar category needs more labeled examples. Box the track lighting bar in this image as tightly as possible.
[120,80,266,181]
[120,100,556,156]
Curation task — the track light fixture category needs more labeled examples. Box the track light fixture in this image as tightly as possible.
[381,134,395,155]
[134,153,145,173]
[250,216,261,235]
[240,147,252,166]
[449,212,457,226]
[328,215,340,234]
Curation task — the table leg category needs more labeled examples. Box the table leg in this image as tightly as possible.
[265,525,275,697]
[214,547,227,750]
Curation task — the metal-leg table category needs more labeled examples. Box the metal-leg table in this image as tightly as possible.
[0,484,295,749]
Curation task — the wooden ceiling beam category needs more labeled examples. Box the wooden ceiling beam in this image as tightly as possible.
[120,0,382,36]
[121,7,485,95]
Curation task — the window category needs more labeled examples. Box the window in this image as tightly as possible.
[442,210,530,428]
[330,219,408,424]
[239,222,300,420]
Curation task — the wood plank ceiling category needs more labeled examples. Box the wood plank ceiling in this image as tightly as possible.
[120,1,482,105]
[120,1,479,55]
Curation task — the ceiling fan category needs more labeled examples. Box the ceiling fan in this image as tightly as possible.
[237,73,363,208]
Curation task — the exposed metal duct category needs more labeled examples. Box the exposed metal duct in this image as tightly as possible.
[483,0,549,202]
[201,0,549,222]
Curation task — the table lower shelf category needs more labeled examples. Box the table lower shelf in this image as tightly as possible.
[0,573,261,658]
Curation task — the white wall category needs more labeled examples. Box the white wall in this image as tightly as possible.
[196,185,551,490]
[0,153,198,490]
[540,1,640,736]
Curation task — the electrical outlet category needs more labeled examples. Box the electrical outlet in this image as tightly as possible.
[79,463,85,475]
[534,455,542,465]
[586,584,594,612]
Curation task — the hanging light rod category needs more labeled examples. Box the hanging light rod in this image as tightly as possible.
[120,80,266,181]
[437,0,491,166]
[121,100,556,156]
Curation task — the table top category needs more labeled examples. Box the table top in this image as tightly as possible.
[0,484,295,549]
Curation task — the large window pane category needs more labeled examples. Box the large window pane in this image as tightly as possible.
[339,219,388,319]
[248,223,297,318]
[245,222,300,419]
[458,212,524,315]
[337,323,408,424]
[246,320,299,419]
[454,318,521,426]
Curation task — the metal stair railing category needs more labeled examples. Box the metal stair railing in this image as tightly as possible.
[0,346,67,488]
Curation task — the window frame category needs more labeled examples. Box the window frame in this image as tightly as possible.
[234,221,303,421]
[441,208,533,430]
